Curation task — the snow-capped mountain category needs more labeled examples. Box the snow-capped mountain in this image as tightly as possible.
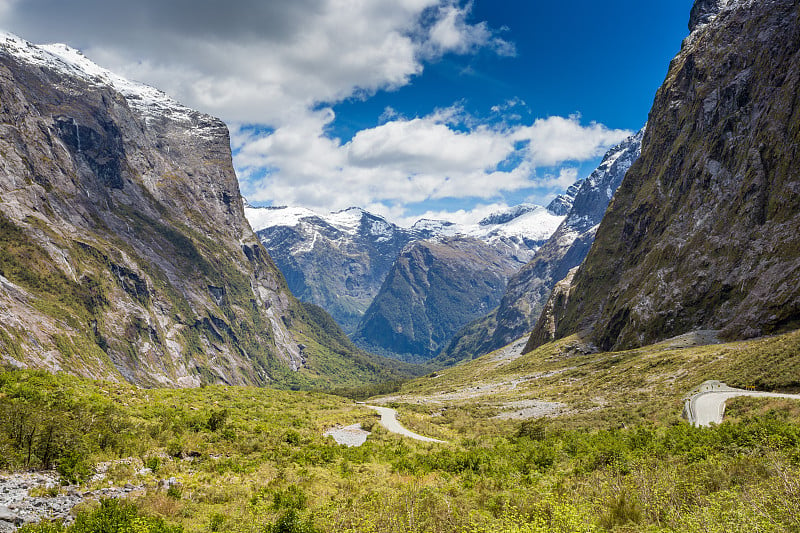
[1,32,208,129]
[246,200,567,336]
[410,203,565,264]
[246,205,423,333]
[439,128,644,365]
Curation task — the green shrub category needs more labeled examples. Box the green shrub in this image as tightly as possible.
[19,499,182,533]
[517,419,546,441]
[206,409,228,432]
[208,513,225,532]
[144,456,161,473]
[166,484,182,500]
[272,485,307,511]
[267,510,319,533]
[56,450,92,485]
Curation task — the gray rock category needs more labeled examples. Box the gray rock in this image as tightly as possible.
[0,505,18,523]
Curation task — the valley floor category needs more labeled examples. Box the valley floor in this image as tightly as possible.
[1,328,799,532]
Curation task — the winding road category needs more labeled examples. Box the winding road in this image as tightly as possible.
[684,381,800,427]
[364,405,446,443]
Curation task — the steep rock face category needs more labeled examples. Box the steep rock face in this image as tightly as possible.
[526,0,800,352]
[352,236,523,360]
[545,181,584,216]
[439,131,643,364]
[248,203,564,339]
[0,33,383,388]
[524,267,581,350]
[248,206,422,334]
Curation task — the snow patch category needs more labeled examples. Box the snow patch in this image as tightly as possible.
[0,31,207,129]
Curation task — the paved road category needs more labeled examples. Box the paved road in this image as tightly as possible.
[364,405,446,443]
[684,381,800,426]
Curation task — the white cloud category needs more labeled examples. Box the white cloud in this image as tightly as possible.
[424,3,514,57]
[401,202,516,227]
[233,107,630,221]
[516,115,626,167]
[6,0,509,125]
[4,0,627,224]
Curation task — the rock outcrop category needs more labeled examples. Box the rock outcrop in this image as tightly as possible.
[525,0,800,352]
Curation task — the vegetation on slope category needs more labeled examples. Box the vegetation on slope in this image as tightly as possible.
[1,328,799,532]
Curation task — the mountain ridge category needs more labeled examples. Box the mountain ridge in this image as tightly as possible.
[526,0,800,352]
[437,129,644,365]
[247,200,566,335]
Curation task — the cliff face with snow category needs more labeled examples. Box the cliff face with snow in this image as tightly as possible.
[527,0,800,351]
[438,130,643,365]
[0,33,383,388]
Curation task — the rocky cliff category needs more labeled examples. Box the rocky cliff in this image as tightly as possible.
[0,33,400,388]
[526,0,800,352]
[438,131,643,365]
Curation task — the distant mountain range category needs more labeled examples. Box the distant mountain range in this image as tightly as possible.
[247,199,570,358]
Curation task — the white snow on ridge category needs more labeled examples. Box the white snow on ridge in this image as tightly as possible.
[247,203,565,257]
[245,205,320,232]
[326,207,367,234]
[0,31,199,124]
[411,205,563,244]
[469,206,563,243]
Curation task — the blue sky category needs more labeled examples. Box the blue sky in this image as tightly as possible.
[2,0,694,225]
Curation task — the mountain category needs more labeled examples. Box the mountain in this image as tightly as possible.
[0,32,408,388]
[351,236,525,361]
[248,202,565,338]
[349,204,564,360]
[247,206,422,334]
[437,130,643,365]
[526,0,800,352]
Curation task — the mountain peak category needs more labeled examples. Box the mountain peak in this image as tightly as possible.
[1,31,201,125]
[546,181,584,216]
[478,204,540,226]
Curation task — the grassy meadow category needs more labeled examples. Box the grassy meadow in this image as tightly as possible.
[1,328,799,532]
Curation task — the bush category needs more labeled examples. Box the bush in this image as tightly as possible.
[272,485,307,511]
[144,456,161,473]
[208,513,225,532]
[166,484,182,500]
[206,409,228,432]
[19,499,182,533]
[267,510,319,533]
[517,419,547,441]
[56,450,92,485]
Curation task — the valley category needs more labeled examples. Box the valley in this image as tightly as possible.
[1,0,800,531]
[0,329,798,532]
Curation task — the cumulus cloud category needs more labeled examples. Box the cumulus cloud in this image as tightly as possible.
[233,108,630,217]
[3,0,507,125]
[423,3,515,57]
[517,115,627,166]
[3,0,627,224]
